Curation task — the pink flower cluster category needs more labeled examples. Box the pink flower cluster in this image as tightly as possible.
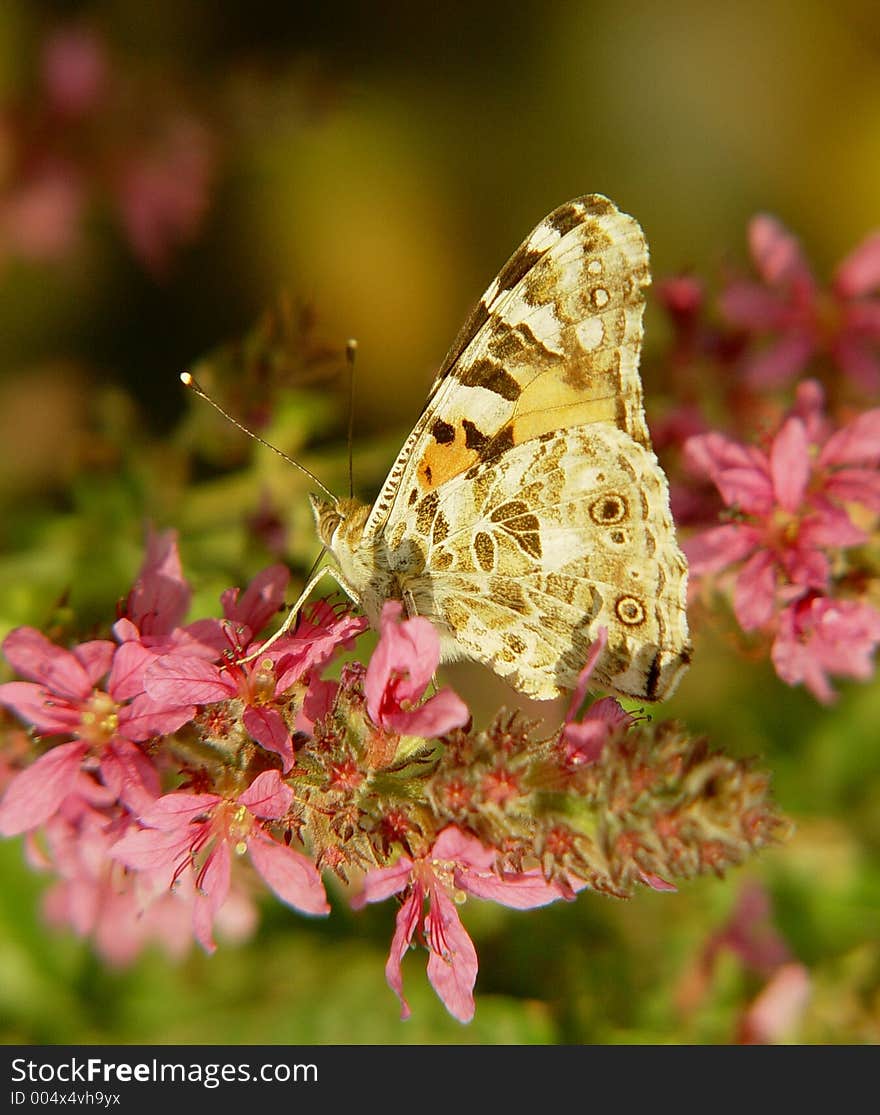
[683,382,880,702]
[0,26,215,274]
[651,212,880,705]
[0,531,783,1022]
[0,533,589,1020]
[721,214,880,392]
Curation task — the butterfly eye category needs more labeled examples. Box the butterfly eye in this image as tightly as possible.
[308,494,342,547]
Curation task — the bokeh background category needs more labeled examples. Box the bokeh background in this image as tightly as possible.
[1,0,879,1043]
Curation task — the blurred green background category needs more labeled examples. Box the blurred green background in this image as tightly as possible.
[1,0,879,1043]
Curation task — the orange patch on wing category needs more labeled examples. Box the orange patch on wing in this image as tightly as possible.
[417,423,479,490]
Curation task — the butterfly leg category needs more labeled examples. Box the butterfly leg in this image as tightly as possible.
[238,565,354,663]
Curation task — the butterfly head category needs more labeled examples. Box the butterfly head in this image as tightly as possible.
[309,493,370,551]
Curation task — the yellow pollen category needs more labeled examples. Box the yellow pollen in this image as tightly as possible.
[234,840,248,856]
[79,691,120,745]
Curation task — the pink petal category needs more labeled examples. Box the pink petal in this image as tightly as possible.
[739,963,811,1044]
[108,640,157,701]
[126,529,191,635]
[384,687,470,738]
[385,888,421,1020]
[432,827,496,871]
[111,823,194,873]
[770,418,810,513]
[365,602,439,726]
[792,379,829,442]
[639,871,678,893]
[193,840,232,953]
[242,705,294,772]
[119,692,195,741]
[248,833,329,915]
[0,681,82,734]
[749,214,814,288]
[99,739,160,814]
[733,551,777,631]
[824,470,880,513]
[799,502,867,548]
[136,791,221,831]
[684,432,768,484]
[0,740,88,835]
[818,409,880,468]
[177,617,232,657]
[459,866,568,909]
[2,627,93,699]
[830,335,880,393]
[743,331,815,389]
[144,655,232,706]
[719,281,790,331]
[833,231,880,297]
[781,545,830,591]
[351,858,414,909]
[684,524,760,575]
[296,678,338,734]
[111,617,141,644]
[273,611,367,691]
[222,565,290,633]
[72,640,115,686]
[425,887,478,1023]
[238,770,293,819]
[842,299,880,334]
[565,627,609,722]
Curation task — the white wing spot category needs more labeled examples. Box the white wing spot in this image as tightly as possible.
[592,286,610,308]
[501,298,565,354]
[576,317,604,351]
[587,259,603,275]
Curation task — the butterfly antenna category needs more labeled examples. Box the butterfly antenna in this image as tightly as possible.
[345,338,358,499]
[180,371,338,504]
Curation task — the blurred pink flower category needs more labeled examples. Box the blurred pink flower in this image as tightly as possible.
[116,118,216,274]
[721,214,880,390]
[364,601,469,739]
[353,825,570,1022]
[112,769,329,952]
[42,27,108,118]
[771,595,880,703]
[738,962,811,1044]
[0,163,84,262]
[684,387,880,632]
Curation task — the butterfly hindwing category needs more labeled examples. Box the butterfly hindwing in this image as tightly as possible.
[394,423,690,700]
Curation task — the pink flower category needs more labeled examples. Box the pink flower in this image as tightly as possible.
[771,595,880,703]
[738,963,811,1044]
[116,117,216,274]
[42,27,108,118]
[144,591,365,771]
[364,602,469,738]
[0,627,193,835]
[721,214,880,390]
[353,826,570,1022]
[0,163,85,263]
[684,388,880,632]
[112,770,328,952]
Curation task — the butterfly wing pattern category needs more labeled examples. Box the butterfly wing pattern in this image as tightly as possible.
[312,194,691,701]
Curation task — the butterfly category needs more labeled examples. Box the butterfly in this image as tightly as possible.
[304,194,690,701]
